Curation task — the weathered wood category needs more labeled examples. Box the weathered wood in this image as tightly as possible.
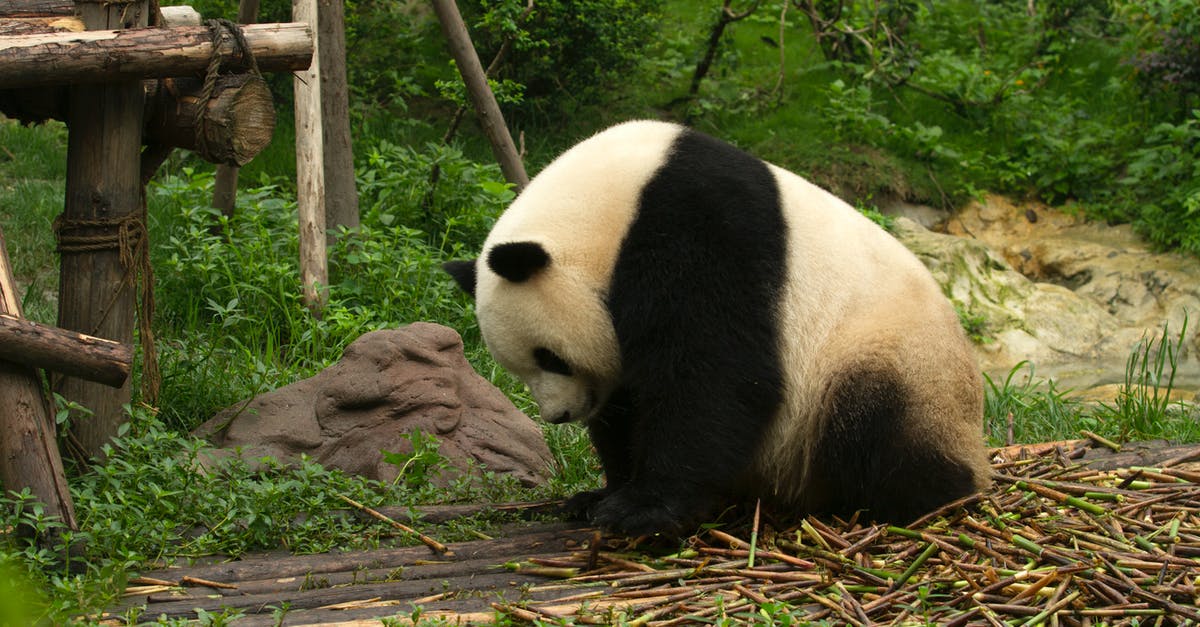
[431,0,528,192]
[0,313,132,387]
[317,0,358,237]
[119,524,594,619]
[2,75,274,165]
[57,0,148,459]
[293,0,327,313]
[0,22,313,88]
[0,0,72,17]
[0,225,77,535]
[145,74,275,166]
[137,570,544,619]
[0,16,80,35]
[141,524,589,584]
[211,0,263,222]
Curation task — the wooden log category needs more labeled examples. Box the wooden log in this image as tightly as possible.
[145,74,275,166]
[0,313,132,387]
[211,0,263,223]
[2,74,275,165]
[0,0,72,18]
[431,0,528,191]
[293,0,328,314]
[0,22,313,88]
[0,5,196,34]
[57,0,148,459]
[0,225,77,535]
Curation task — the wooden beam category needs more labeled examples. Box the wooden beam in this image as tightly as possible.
[0,22,313,88]
[0,314,132,388]
[293,0,327,314]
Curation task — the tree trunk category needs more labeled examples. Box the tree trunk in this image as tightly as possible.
[57,0,148,459]
[0,22,313,88]
[0,226,77,537]
[430,0,528,191]
[318,0,358,238]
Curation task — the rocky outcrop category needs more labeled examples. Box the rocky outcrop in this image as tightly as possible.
[890,195,1199,396]
[194,322,554,487]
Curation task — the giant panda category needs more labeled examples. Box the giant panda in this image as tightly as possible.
[444,120,991,537]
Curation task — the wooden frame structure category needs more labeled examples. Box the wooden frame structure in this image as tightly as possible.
[0,0,313,539]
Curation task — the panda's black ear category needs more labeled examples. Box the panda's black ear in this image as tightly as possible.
[442,259,477,297]
[488,242,550,283]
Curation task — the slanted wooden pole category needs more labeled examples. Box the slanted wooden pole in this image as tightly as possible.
[0,226,77,535]
[430,0,528,191]
[294,0,327,314]
[57,0,149,458]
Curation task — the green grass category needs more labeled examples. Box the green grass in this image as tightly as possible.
[0,119,66,323]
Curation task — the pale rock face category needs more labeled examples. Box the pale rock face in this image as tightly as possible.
[890,195,1200,399]
[194,322,554,487]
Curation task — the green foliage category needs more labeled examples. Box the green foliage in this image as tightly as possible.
[382,431,452,491]
[1118,0,1200,115]
[147,141,515,431]
[984,362,1087,446]
[465,0,661,116]
[1095,316,1197,441]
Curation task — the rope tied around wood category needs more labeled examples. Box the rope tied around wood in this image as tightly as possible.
[196,18,263,163]
[53,212,159,405]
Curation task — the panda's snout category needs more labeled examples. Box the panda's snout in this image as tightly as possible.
[548,410,572,424]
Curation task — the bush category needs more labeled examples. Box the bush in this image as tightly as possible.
[464,0,661,116]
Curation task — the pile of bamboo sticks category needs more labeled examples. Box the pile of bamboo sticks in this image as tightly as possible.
[494,451,1200,625]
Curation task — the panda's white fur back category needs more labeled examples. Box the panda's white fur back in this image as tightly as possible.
[759,164,985,505]
[455,119,989,533]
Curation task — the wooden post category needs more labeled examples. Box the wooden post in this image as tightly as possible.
[294,0,327,314]
[317,0,358,239]
[0,226,77,535]
[212,0,262,222]
[58,0,149,458]
[431,0,528,191]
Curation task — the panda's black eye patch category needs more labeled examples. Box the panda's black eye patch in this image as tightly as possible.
[533,348,573,376]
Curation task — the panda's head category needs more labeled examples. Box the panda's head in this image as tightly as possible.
[444,240,621,425]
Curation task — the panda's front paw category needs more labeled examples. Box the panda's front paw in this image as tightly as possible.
[590,488,690,538]
[560,488,610,521]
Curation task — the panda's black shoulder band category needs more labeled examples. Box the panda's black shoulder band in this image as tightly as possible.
[488,241,550,283]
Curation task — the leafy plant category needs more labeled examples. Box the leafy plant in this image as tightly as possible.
[382,431,452,490]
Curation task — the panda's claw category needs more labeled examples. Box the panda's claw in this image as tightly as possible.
[589,488,689,538]
[560,488,609,521]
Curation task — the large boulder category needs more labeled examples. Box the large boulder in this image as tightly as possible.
[891,196,1199,395]
[194,322,554,487]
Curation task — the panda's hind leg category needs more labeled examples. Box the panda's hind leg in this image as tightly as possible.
[805,364,982,522]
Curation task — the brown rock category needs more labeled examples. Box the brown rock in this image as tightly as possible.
[194,322,553,487]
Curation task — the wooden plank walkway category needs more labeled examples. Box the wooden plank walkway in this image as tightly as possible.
[116,521,611,625]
